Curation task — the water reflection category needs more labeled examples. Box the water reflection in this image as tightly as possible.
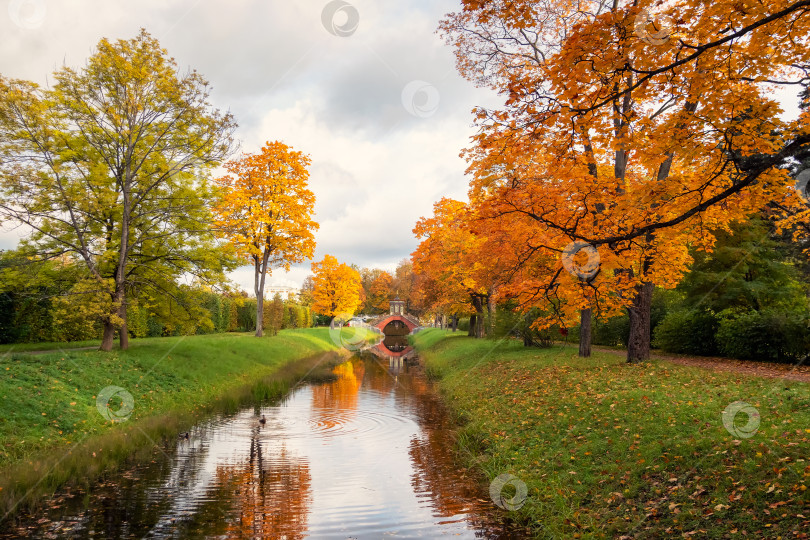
[1,356,525,539]
[383,334,410,352]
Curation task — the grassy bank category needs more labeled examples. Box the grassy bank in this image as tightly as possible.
[413,329,810,539]
[0,328,373,519]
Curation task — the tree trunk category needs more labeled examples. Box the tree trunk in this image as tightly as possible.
[471,294,486,338]
[255,294,264,337]
[101,320,116,351]
[468,315,476,336]
[255,250,270,338]
[119,320,129,350]
[627,281,654,363]
[118,292,129,350]
[451,314,458,332]
[101,285,126,351]
[486,293,494,336]
[579,308,592,357]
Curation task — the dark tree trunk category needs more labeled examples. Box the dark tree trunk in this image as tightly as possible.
[486,293,495,336]
[101,320,116,351]
[579,308,592,357]
[119,320,129,350]
[118,291,129,350]
[470,294,486,338]
[101,286,126,351]
[627,281,654,363]
[451,314,458,332]
[468,315,476,336]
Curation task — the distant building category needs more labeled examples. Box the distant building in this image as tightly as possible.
[389,297,406,315]
[265,285,300,300]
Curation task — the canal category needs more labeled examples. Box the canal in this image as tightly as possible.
[2,347,525,538]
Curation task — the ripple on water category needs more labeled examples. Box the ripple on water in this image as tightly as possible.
[0,358,526,539]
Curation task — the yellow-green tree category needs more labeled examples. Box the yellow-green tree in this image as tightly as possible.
[0,30,236,351]
[214,141,318,337]
[311,254,362,320]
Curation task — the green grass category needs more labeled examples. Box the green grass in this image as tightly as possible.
[413,329,810,539]
[0,328,371,518]
[0,339,102,354]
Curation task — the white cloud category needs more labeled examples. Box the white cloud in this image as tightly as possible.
[0,0,502,296]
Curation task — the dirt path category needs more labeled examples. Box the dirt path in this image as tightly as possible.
[595,347,810,383]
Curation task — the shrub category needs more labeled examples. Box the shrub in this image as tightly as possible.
[492,302,552,347]
[652,310,720,356]
[591,315,630,347]
[716,309,809,363]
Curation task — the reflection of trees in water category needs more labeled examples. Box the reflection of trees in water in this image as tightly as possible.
[209,440,312,539]
[406,379,477,519]
[404,363,522,537]
[360,353,401,395]
[310,360,365,428]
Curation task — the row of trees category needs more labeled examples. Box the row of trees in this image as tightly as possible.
[412,0,810,363]
[0,30,322,348]
[0,255,314,344]
[356,259,422,315]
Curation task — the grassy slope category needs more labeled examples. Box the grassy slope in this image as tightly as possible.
[0,328,374,516]
[0,340,102,354]
[413,329,810,539]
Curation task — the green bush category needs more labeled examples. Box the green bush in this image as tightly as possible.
[716,309,809,363]
[652,310,719,356]
[492,302,552,347]
[591,315,630,347]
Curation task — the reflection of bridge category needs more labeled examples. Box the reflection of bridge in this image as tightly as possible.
[366,341,416,375]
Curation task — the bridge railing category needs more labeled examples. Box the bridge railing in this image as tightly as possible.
[369,312,420,328]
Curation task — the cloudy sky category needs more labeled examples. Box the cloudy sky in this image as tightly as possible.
[0,0,502,293]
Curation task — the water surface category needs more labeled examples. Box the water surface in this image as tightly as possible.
[2,353,523,538]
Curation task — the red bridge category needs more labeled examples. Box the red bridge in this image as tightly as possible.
[369,298,420,334]
[370,313,420,334]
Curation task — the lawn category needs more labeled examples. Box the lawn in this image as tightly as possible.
[413,329,810,539]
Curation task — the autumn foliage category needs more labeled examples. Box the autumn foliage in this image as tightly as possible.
[414,0,810,361]
[310,254,362,320]
[214,141,318,336]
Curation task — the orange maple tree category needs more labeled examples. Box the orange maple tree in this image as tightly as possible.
[412,198,517,337]
[310,254,362,320]
[214,141,318,337]
[440,0,810,361]
[368,271,394,313]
